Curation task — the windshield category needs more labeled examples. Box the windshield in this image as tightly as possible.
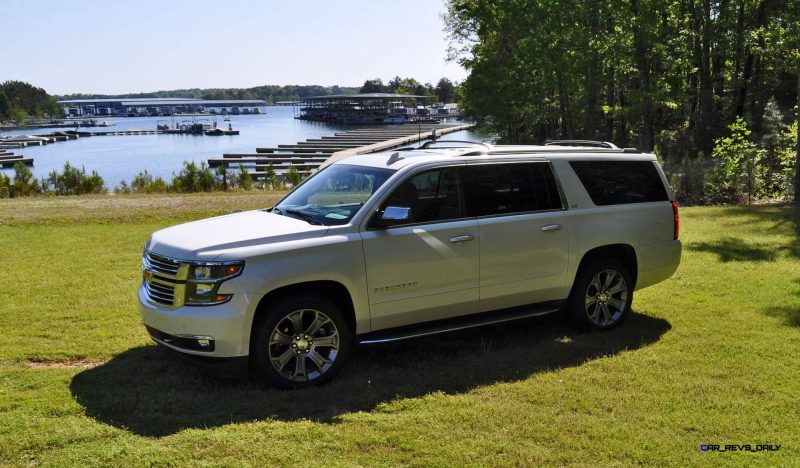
[274,164,395,225]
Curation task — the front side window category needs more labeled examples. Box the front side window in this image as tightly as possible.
[275,164,394,225]
[466,162,563,216]
[378,166,466,226]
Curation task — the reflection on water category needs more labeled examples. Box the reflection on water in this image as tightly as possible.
[0,107,485,189]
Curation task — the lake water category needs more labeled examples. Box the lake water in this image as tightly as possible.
[0,106,483,189]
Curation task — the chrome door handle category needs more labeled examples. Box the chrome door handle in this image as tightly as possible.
[449,235,475,243]
[540,224,562,232]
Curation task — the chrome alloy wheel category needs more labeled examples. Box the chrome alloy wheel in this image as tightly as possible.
[584,269,628,327]
[268,309,340,382]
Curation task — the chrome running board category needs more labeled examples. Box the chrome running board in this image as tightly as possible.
[358,301,564,345]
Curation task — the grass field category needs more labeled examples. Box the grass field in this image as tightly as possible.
[1,193,798,466]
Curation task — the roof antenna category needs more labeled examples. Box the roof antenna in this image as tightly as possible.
[387,152,404,165]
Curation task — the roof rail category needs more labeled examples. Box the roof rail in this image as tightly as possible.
[544,140,620,149]
[419,140,494,151]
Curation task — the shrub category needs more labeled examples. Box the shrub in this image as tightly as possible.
[233,164,254,190]
[706,117,761,204]
[214,165,229,191]
[0,172,10,198]
[171,161,215,193]
[263,163,277,190]
[12,162,42,196]
[131,170,168,193]
[285,165,301,187]
[44,162,106,195]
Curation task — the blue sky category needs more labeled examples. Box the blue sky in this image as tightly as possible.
[0,0,467,95]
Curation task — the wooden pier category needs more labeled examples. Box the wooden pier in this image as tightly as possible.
[0,152,33,168]
[207,123,473,179]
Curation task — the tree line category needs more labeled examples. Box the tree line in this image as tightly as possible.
[445,0,799,203]
[359,76,459,102]
[58,84,361,104]
[0,81,61,123]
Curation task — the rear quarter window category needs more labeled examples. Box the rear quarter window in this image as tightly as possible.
[569,161,668,206]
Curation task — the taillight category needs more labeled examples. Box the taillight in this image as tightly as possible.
[671,200,680,239]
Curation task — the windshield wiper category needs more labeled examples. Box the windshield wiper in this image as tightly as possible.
[283,208,324,226]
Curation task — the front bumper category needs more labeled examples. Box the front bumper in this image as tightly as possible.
[139,285,262,358]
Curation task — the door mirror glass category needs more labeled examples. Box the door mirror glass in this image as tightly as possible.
[383,206,411,221]
[372,206,411,228]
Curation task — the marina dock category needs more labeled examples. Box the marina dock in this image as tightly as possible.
[0,152,33,168]
[207,123,473,178]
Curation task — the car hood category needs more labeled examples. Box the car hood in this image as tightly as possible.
[147,210,329,260]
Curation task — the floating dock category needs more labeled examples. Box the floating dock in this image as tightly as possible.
[207,123,473,179]
[0,152,33,168]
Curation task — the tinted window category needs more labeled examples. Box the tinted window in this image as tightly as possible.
[380,166,466,225]
[569,161,668,206]
[466,163,563,216]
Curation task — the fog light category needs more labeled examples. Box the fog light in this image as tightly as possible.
[195,283,214,295]
[197,338,211,348]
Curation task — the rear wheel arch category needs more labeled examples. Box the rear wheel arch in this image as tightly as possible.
[574,244,638,288]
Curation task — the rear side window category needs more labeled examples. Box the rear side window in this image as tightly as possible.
[569,161,668,206]
[466,162,563,216]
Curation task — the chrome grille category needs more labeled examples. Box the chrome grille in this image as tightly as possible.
[143,250,180,276]
[142,250,185,308]
[144,281,175,306]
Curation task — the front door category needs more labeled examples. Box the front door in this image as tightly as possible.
[361,165,479,330]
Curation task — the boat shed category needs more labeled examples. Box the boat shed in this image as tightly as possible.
[58,98,268,117]
[298,93,432,124]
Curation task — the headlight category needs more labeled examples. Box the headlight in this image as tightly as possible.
[185,261,244,306]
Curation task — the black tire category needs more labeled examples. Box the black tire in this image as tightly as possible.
[565,258,633,331]
[251,295,352,388]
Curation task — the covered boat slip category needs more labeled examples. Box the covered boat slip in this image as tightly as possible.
[297,93,434,125]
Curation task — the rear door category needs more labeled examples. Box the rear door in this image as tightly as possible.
[466,161,570,312]
[360,165,480,330]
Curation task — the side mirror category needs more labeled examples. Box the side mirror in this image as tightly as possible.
[371,206,411,228]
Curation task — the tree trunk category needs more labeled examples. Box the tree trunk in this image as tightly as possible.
[616,85,628,147]
[630,0,654,152]
[698,0,714,154]
[604,67,615,142]
[555,68,574,138]
[795,72,800,202]
[585,0,600,139]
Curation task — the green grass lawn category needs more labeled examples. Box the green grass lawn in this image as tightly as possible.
[1,193,798,466]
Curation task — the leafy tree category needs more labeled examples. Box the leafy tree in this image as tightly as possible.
[445,0,795,151]
[0,80,60,118]
[435,78,456,102]
[0,92,11,120]
[360,79,387,93]
[11,108,27,124]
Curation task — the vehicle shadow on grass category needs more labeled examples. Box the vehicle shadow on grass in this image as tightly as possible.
[71,312,670,437]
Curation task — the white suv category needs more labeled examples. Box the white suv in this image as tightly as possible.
[140,141,681,387]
